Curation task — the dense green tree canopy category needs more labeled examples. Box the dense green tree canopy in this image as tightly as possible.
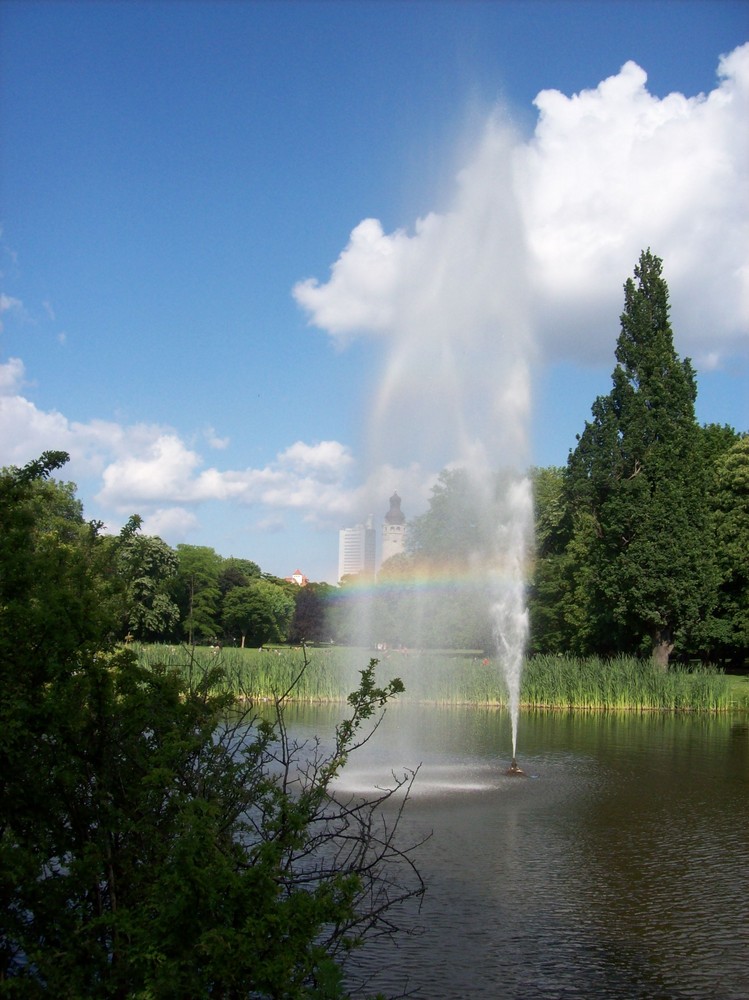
[108,515,180,641]
[408,468,493,566]
[218,556,262,596]
[288,582,335,644]
[709,435,749,662]
[222,579,294,647]
[565,250,717,666]
[527,466,570,654]
[173,544,224,643]
[0,452,113,688]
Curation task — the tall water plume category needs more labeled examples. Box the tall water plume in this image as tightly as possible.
[296,116,535,757]
[367,119,535,757]
[491,476,533,759]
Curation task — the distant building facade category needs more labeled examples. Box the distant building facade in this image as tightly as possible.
[338,494,407,583]
[337,516,376,582]
[381,491,407,566]
[284,569,309,587]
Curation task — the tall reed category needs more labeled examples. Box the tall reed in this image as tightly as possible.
[135,644,356,702]
[133,645,734,711]
[522,655,732,711]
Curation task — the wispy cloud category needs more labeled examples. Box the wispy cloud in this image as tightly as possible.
[0,293,24,332]
[203,426,230,450]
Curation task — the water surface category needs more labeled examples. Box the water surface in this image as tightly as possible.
[287,704,749,998]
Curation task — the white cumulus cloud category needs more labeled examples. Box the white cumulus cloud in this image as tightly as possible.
[95,435,359,517]
[0,356,25,394]
[0,370,369,534]
[140,507,200,541]
[521,45,749,364]
[293,218,415,338]
[295,45,749,372]
[278,439,355,480]
[97,434,203,507]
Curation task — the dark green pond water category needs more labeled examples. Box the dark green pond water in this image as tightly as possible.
[287,704,749,998]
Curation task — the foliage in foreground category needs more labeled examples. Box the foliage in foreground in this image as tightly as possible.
[0,453,423,998]
[1,652,421,998]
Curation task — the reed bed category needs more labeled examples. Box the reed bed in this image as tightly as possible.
[133,645,736,712]
[136,644,356,702]
[522,655,733,712]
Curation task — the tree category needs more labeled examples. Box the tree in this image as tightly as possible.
[408,468,493,565]
[218,556,262,597]
[0,452,113,690]
[388,467,497,650]
[527,466,571,654]
[709,435,749,664]
[288,582,335,644]
[222,580,294,647]
[257,579,296,643]
[173,544,224,643]
[566,250,716,668]
[1,455,424,996]
[108,516,180,641]
[1,647,421,996]
[371,554,418,648]
[220,574,296,647]
[325,576,371,648]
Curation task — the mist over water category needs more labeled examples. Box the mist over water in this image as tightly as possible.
[366,121,535,758]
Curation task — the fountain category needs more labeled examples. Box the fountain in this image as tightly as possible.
[369,124,534,769]
[296,117,535,767]
[492,474,533,770]
[364,125,534,770]
[504,758,526,777]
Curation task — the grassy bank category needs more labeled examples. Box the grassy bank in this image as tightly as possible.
[134,644,745,712]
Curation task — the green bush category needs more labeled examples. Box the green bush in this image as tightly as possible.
[1,455,423,997]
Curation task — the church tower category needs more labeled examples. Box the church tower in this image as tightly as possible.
[381,492,406,567]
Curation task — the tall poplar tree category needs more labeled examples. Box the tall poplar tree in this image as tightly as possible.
[567,250,715,667]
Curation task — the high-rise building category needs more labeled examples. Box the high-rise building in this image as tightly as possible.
[337,516,376,582]
[381,491,406,566]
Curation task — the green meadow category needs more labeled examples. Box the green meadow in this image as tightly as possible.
[135,644,747,712]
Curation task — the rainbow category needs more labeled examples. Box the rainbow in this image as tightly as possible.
[331,559,532,601]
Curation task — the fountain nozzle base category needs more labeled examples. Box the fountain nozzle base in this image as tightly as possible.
[505,758,526,777]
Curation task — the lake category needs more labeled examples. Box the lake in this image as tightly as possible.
[285,703,749,998]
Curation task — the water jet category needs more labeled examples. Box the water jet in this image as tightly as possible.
[324,122,536,770]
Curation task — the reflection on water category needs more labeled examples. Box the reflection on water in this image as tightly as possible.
[285,705,749,999]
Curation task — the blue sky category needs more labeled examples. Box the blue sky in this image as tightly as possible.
[1,1,747,583]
